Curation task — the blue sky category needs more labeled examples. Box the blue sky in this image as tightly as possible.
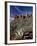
[10,6,33,17]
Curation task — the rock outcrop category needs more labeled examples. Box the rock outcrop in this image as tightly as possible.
[10,14,33,40]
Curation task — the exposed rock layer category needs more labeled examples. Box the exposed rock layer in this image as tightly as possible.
[10,14,33,40]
